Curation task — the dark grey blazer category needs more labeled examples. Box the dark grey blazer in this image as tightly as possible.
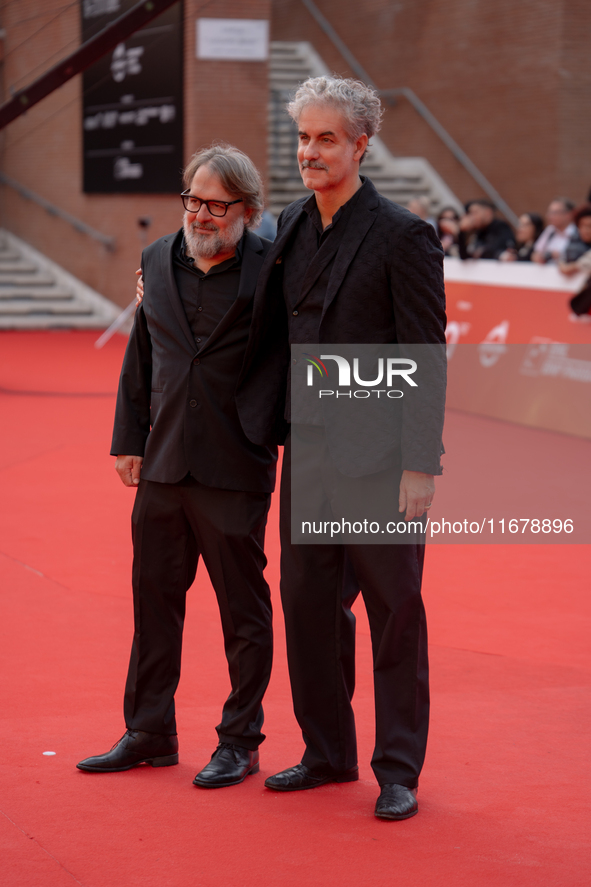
[111,228,283,492]
[238,178,447,476]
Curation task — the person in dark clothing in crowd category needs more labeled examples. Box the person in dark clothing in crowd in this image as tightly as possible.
[560,204,591,316]
[499,212,544,262]
[454,199,515,259]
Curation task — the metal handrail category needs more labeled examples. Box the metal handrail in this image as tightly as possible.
[300,0,377,88]
[0,172,116,250]
[299,0,520,227]
[379,89,519,227]
[0,0,179,131]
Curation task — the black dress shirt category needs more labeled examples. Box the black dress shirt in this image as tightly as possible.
[172,231,242,348]
[283,181,366,420]
[283,181,365,344]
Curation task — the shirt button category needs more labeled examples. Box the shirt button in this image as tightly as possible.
[292,310,299,316]
[189,399,197,407]
[195,338,202,343]
[197,306,203,312]
[193,358,200,365]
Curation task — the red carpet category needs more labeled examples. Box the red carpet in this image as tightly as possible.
[1,331,590,886]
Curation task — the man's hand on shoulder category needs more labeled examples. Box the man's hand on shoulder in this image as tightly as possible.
[399,470,434,520]
[135,269,144,306]
[115,455,143,487]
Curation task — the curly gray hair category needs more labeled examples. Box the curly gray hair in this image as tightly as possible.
[183,143,264,228]
[286,76,384,163]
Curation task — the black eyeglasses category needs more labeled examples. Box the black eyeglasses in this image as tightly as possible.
[180,190,243,216]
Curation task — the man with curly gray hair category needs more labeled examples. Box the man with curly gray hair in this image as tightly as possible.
[286,75,383,162]
[256,77,447,820]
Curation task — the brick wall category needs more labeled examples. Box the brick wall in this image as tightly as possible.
[0,0,271,308]
[271,0,591,217]
[2,0,589,306]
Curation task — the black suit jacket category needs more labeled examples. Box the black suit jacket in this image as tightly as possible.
[238,178,447,476]
[111,228,283,492]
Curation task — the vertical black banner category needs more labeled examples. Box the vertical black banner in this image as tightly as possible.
[81,0,183,193]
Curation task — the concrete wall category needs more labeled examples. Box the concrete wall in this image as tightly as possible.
[271,0,591,218]
[0,0,271,308]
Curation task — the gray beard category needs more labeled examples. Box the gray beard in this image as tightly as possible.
[183,213,245,260]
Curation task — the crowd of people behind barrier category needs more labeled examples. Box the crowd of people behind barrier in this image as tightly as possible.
[406,192,591,316]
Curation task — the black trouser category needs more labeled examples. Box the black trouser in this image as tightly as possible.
[280,432,429,787]
[123,475,273,750]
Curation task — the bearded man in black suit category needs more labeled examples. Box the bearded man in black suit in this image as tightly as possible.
[256,78,447,820]
[77,144,286,788]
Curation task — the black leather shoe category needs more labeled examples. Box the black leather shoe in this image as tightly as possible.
[193,743,259,788]
[76,730,179,772]
[374,784,418,820]
[264,763,359,792]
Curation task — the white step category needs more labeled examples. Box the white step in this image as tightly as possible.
[0,300,94,315]
[0,229,121,330]
[0,273,57,287]
[0,285,76,299]
[0,260,39,273]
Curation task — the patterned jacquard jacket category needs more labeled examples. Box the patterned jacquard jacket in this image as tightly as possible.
[237,177,447,477]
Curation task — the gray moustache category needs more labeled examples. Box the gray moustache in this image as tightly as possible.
[191,223,218,232]
[301,160,328,170]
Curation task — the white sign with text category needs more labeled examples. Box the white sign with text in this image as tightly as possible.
[196,18,269,61]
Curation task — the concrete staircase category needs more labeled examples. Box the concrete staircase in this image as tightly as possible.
[0,229,120,329]
[268,41,462,219]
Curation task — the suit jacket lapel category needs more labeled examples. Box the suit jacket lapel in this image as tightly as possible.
[259,205,305,282]
[294,235,342,308]
[249,204,306,333]
[160,234,197,354]
[321,188,378,322]
[239,205,305,382]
